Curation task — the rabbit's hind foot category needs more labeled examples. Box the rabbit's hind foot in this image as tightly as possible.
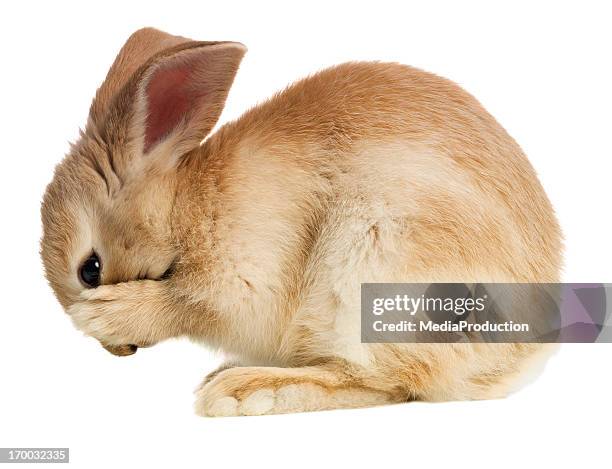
[194,364,392,417]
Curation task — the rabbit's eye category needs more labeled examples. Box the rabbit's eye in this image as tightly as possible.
[79,253,101,288]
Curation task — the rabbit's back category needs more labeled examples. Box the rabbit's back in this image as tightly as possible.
[178,62,562,397]
[218,61,561,283]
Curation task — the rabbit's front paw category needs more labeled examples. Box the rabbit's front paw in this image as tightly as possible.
[68,281,161,348]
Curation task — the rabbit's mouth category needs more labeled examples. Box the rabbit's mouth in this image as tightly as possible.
[102,343,138,356]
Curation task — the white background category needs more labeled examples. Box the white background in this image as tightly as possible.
[1,1,611,468]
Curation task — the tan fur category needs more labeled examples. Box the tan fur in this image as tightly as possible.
[41,28,563,416]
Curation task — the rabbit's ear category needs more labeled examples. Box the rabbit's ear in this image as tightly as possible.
[89,28,193,126]
[130,41,246,157]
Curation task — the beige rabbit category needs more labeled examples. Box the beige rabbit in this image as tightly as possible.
[41,28,562,416]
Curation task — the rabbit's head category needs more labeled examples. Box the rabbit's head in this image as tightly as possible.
[41,28,245,309]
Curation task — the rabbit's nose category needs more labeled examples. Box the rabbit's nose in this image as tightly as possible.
[102,343,138,356]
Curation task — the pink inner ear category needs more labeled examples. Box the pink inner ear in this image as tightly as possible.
[143,63,198,153]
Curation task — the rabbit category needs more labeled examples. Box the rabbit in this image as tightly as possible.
[41,27,562,416]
